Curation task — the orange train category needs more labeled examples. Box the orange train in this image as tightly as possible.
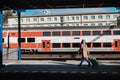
[2,26,120,53]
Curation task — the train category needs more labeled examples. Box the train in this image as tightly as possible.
[2,26,120,59]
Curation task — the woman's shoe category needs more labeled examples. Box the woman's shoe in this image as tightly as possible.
[77,64,81,67]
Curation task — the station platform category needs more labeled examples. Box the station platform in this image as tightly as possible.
[0,60,120,80]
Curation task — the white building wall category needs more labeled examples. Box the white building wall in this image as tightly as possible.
[8,18,18,27]
[7,12,119,27]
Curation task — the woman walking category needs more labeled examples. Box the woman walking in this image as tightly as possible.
[78,39,91,67]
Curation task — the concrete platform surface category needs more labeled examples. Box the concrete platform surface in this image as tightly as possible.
[0,60,120,80]
[1,60,120,73]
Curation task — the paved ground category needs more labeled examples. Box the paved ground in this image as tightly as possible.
[0,60,120,80]
[3,59,120,65]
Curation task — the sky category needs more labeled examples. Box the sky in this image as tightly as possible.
[21,7,118,16]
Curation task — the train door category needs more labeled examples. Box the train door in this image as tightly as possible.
[114,39,120,52]
[42,40,51,52]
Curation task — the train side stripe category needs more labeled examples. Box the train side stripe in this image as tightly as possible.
[3,32,7,37]
[9,32,42,37]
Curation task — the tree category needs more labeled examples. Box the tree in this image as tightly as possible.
[3,10,13,25]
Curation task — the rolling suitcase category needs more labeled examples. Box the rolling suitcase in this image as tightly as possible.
[89,58,99,66]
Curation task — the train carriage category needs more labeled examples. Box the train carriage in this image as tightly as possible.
[2,26,120,59]
[2,26,120,52]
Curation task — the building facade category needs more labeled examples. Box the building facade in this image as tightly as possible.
[7,12,119,27]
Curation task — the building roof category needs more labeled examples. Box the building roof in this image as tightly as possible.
[0,0,120,10]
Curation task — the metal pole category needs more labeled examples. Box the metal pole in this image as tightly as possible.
[17,11,21,60]
[14,10,25,60]
[0,11,3,66]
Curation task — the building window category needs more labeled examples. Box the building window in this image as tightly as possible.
[98,15,102,19]
[91,16,95,20]
[72,16,75,20]
[76,16,79,20]
[27,38,35,42]
[83,16,88,20]
[91,23,95,26]
[113,15,119,19]
[26,18,30,22]
[21,19,23,22]
[76,24,79,26]
[54,17,57,21]
[98,23,103,26]
[62,31,70,36]
[83,24,88,26]
[60,23,64,26]
[106,15,110,19]
[40,18,44,21]
[60,17,64,22]
[33,18,37,22]
[47,18,51,21]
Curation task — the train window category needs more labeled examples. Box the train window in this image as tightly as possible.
[43,32,50,36]
[72,31,80,36]
[62,31,70,36]
[103,30,111,35]
[18,38,25,42]
[47,42,50,48]
[113,30,120,35]
[72,43,80,48]
[93,43,101,47]
[53,43,60,48]
[87,43,91,47]
[62,43,70,48]
[93,31,101,35]
[2,38,4,43]
[82,31,90,35]
[52,31,60,36]
[103,43,111,47]
[27,38,35,42]
[43,42,45,48]
[115,41,118,47]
